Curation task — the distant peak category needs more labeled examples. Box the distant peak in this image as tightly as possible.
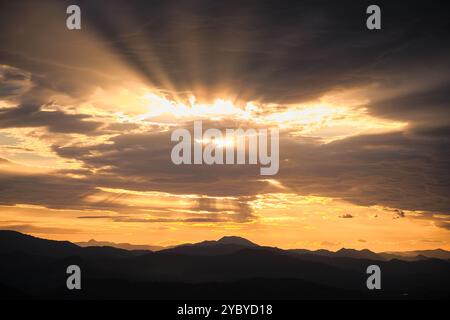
[336,248,353,253]
[337,248,374,253]
[334,247,382,260]
[217,236,258,247]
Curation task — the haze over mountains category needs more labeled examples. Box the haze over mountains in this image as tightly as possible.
[0,230,449,299]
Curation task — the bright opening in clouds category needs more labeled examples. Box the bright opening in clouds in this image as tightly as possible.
[0,0,448,252]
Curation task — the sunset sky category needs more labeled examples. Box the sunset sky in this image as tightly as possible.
[0,0,449,251]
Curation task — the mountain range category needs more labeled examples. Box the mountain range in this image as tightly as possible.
[76,239,166,252]
[76,234,450,261]
[0,230,449,299]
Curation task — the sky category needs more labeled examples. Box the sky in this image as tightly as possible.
[0,0,449,251]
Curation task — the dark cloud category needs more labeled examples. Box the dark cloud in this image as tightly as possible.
[435,221,450,230]
[77,0,450,106]
[3,122,447,220]
[52,126,267,196]
[0,170,98,210]
[1,1,448,111]
[393,209,406,219]
[77,215,228,223]
[0,64,102,134]
[369,82,450,127]
[114,217,226,223]
[1,0,449,128]
[411,125,450,139]
[280,131,450,213]
[339,214,354,219]
[0,102,102,133]
[0,156,257,222]
[48,123,450,214]
[0,65,31,98]
[0,0,125,99]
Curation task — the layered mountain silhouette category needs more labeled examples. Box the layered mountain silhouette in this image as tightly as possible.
[0,230,449,299]
[76,239,165,252]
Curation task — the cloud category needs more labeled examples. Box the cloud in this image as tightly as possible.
[77,215,128,219]
[48,122,450,215]
[1,0,449,112]
[435,221,450,231]
[339,214,354,219]
[0,64,103,134]
[0,65,32,98]
[320,241,340,247]
[0,0,449,228]
[0,170,97,210]
[0,102,102,133]
[279,131,450,214]
[77,0,450,107]
[393,209,406,219]
[77,215,228,224]
[1,117,447,223]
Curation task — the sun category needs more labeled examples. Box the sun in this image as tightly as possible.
[195,136,236,148]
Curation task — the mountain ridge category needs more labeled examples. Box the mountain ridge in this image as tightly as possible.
[1,230,449,261]
[1,230,449,299]
[76,239,165,251]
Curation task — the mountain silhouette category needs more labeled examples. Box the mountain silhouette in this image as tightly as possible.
[1,230,449,300]
[381,249,450,260]
[160,235,261,255]
[0,230,147,259]
[216,236,258,246]
[76,239,164,251]
[289,248,384,260]
[335,248,382,260]
[0,230,80,258]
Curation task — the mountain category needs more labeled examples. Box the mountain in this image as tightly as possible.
[76,239,164,251]
[159,235,260,255]
[0,230,80,258]
[215,236,258,247]
[0,230,143,259]
[382,249,450,260]
[176,235,258,248]
[1,230,449,300]
[335,248,383,260]
[290,247,450,262]
[289,248,384,260]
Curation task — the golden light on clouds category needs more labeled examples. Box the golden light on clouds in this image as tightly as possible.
[0,0,448,254]
[0,80,440,251]
[1,81,408,175]
[1,192,448,251]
